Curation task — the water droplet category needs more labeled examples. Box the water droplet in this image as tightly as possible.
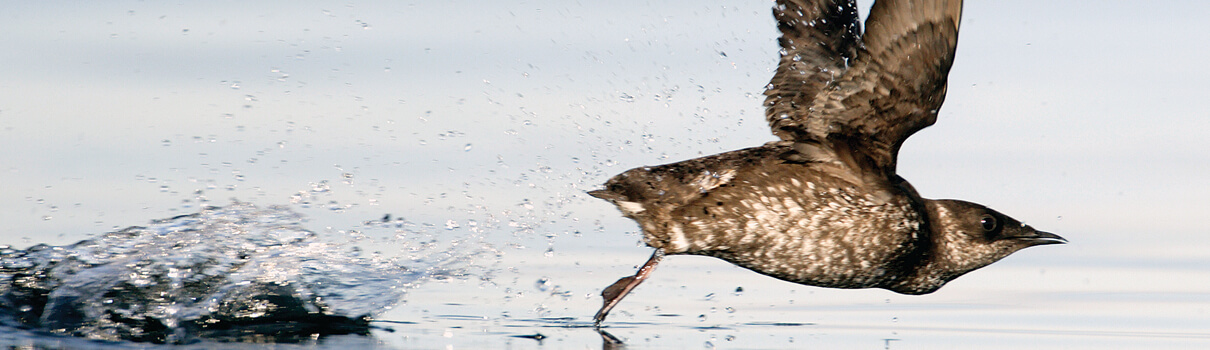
[697,314,707,322]
[535,277,551,292]
[310,181,330,193]
[444,220,460,230]
[703,292,716,300]
[464,143,473,152]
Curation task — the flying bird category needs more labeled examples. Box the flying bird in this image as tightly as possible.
[589,0,1064,326]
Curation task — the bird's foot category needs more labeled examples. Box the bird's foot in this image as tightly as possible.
[593,249,665,327]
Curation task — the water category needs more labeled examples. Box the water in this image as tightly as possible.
[1,210,1209,349]
[3,0,1210,349]
[0,203,477,345]
[366,248,1210,349]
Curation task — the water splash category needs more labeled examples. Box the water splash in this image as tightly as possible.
[0,202,467,343]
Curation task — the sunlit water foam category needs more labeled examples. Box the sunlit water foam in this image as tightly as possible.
[0,202,479,344]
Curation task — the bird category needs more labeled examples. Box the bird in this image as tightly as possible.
[588,0,1065,327]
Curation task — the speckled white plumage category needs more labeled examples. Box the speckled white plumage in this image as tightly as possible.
[592,142,1060,298]
[594,143,926,291]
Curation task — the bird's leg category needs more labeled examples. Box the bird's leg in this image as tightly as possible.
[594,248,665,327]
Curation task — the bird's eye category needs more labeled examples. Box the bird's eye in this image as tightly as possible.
[980,214,998,232]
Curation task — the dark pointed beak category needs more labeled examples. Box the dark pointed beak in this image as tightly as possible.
[1019,230,1066,246]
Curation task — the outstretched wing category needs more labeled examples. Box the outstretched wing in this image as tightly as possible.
[764,0,963,174]
[764,0,862,141]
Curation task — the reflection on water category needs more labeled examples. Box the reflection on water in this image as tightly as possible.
[0,203,475,344]
[365,249,1210,350]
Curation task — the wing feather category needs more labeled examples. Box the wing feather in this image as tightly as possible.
[764,0,862,141]
[764,0,963,174]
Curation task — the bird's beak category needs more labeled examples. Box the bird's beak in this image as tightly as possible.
[1017,230,1066,246]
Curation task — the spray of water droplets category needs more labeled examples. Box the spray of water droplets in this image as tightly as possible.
[0,202,486,343]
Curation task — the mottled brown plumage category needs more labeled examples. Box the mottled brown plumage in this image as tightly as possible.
[590,0,1064,327]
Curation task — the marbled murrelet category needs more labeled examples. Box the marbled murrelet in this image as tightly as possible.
[590,0,1065,326]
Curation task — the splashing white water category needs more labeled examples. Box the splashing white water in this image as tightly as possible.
[0,202,481,343]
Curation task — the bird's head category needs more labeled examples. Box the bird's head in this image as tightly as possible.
[924,199,1065,275]
[889,199,1065,294]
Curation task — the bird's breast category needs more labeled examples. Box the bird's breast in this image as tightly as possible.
[670,168,924,289]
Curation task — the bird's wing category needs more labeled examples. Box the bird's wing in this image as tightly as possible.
[764,0,963,174]
[764,0,862,141]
